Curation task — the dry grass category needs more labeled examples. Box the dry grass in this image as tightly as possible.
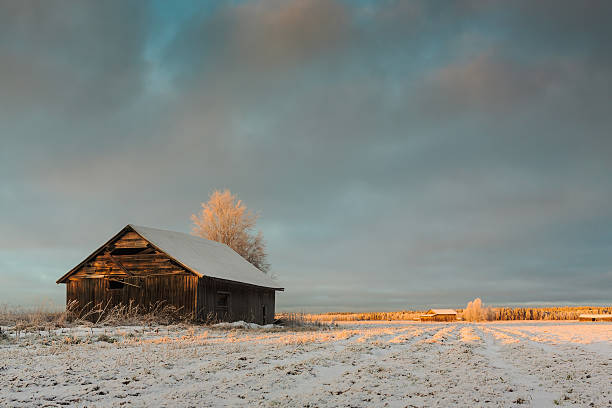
[0,303,71,331]
[274,312,329,329]
[0,300,194,333]
[4,303,608,337]
[285,311,424,322]
[72,300,192,326]
[0,304,327,337]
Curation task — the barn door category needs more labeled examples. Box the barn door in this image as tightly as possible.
[262,305,267,325]
[107,279,126,307]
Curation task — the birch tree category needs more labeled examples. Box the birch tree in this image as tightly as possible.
[191,189,270,273]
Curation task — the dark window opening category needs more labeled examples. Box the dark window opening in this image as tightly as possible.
[216,292,230,309]
[108,280,125,290]
[110,247,147,255]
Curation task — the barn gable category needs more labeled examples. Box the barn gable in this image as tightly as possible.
[56,226,197,283]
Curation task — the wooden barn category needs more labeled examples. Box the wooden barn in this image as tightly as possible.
[420,309,457,322]
[56,224,283,324]
[578,314,612,322]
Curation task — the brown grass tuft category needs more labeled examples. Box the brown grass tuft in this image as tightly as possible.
[286,311,423,322]
[275,312,328,329]
[0,300,194,332]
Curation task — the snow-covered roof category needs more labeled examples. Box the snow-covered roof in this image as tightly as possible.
[426,309,457,315]
[129,225,282,290]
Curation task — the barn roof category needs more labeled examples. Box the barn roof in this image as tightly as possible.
[130,225,282,290]
[57,224,283,290]
[426,309,457,315]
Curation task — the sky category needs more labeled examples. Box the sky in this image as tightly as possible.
[1,0,611,311]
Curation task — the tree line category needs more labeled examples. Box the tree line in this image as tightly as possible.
[461,298,610,321]
[485,306,611,321]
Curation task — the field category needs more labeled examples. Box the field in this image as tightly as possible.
[1,321,611,407]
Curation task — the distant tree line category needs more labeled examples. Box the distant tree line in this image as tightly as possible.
[277,303,611,323]
[484,306,611,321]
[460,298,610,321]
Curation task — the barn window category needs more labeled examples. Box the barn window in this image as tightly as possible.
[108,280,125,290]
[110,247,147,255]
[216,291,230,309]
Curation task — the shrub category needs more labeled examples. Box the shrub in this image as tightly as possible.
[96,334,116,343]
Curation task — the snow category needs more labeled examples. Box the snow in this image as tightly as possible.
[1,321,610,407]
[212,321,276,330]
[129,224,282,289]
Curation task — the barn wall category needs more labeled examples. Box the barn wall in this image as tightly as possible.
[65,229,200,321]
[197,277,275,324]
[66,274,198,321]
[420,314,457,322]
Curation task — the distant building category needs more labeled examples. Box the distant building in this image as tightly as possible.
[420,309,457,322]
[578,314,612,322]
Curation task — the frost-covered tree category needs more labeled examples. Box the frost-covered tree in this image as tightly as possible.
[191,189,270,273]
[463,297,493,321]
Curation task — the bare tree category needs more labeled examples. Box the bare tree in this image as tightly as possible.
[191,189,270,273]
[463,297,494,321]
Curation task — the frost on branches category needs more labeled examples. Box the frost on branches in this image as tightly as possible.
[191,189,270,273]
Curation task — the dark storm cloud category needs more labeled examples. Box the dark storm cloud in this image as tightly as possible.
[1,0,611,309]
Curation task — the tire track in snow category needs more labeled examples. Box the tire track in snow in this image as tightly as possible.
[477,325,612,407]
[250,324,439,404]
[475,325,558,406]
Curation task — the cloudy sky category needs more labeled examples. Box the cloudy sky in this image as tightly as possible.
[1,0,611,311]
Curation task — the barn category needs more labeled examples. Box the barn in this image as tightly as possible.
[56,224,283,324]
[420,309,457,322]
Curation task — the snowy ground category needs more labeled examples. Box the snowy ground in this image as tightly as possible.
[0,321,610,407]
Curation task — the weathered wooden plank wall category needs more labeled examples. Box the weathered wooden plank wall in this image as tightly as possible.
[67,275,198,320]
[197,277,275,324]
[71,232,185,279]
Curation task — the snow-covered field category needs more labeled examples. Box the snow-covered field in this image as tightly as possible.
[1,321,610,407]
